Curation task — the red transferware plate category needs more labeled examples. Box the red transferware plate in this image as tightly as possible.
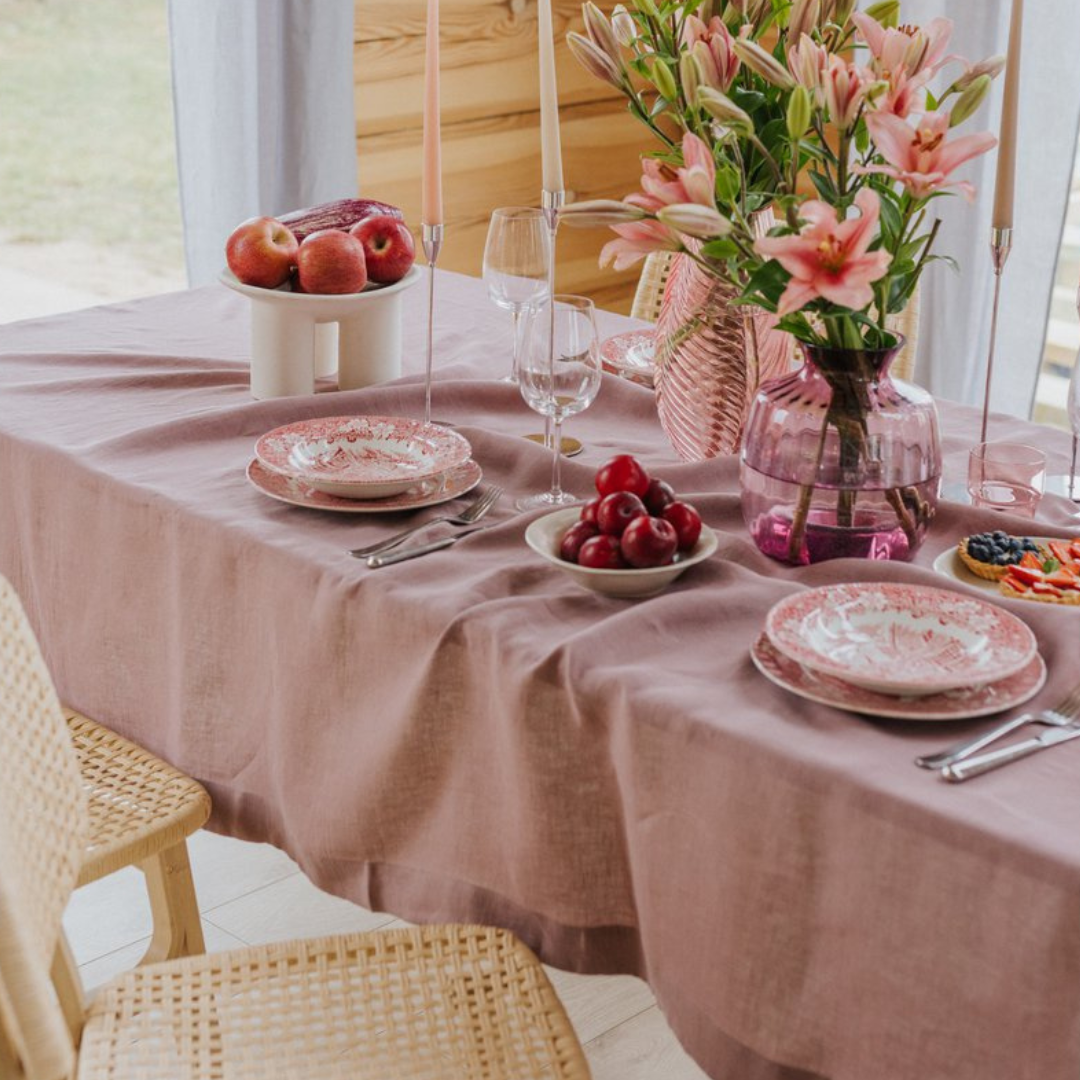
[255,415,472,499]
[764,582,1038,697]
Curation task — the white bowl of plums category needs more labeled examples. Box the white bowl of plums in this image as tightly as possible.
[525,454,718,598]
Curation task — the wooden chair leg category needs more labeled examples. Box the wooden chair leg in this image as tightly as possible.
[50,932,85,1044]
[139,842,206,964]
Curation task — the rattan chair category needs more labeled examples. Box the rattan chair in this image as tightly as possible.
[67,706,210,963]
[0,575,592,1080]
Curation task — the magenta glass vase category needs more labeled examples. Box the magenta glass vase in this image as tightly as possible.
[740,339,941,565]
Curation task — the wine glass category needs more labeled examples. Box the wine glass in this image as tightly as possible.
[1067,344,1080,500]
[517,295,602,509]
[482,207,551,383]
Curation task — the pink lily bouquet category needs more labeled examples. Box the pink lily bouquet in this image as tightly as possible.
[564,0,1002,352]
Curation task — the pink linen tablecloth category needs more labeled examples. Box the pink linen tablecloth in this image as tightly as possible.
[2,275,1079,1080]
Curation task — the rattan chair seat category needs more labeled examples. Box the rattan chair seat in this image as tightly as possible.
[630,251,674,323]
[66,709,211,887]
[78,924,590,1080]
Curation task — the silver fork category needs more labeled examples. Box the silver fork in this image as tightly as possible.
[347,485,503,559]
[915,681,1080,770]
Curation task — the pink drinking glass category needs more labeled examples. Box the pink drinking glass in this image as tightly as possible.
[967,442,1046,517]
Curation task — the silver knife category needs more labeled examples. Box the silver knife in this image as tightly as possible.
[941,724,1080,782]
[366,525,490,568]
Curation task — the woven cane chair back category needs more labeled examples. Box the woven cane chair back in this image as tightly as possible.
[0,576,87,1080]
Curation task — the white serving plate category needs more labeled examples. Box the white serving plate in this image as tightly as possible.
[764,582,1038,697]
[750,633,1046,721]
[255,415,472,499]
[246,458,482,513]
[525,507,717,599]
[932,537,1072,595]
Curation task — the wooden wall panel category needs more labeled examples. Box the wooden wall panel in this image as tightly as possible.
[354,0,646,313]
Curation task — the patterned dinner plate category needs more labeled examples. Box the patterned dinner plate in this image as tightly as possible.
[764,582,1038,697]
[600,329,656,388]
[751,633,1046,722]
[255,415,473,499]
[246,457,482,514]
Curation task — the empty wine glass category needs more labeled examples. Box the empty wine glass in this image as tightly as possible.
[1067,344,1080,500]
[482,207,551,383]
[517,295,602,509]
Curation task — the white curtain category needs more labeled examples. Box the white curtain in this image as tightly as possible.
[167,0,357,287]
[902,0,1080,415]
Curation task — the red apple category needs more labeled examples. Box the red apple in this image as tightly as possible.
[596,491,648,537]
[226,216,299,289]
[559,521,599,564]
[296,229,368,294]
[349,215,416,284]
[643,477,676,515]
[595,454,650,498]
[577,534,628,569]
[620,516,678,568]
[662,501,703,551]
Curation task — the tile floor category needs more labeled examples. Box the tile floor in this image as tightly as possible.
[63,829,710,1080]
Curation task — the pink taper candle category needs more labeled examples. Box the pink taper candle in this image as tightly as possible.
[992,0,1022,230]
[537,0,565,192]
[422,0,443,226]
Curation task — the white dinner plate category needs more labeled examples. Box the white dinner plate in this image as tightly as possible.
[764,582,1038,697]
[247,457,482,514]
[255,415,472,499]
[751,633,1047,721]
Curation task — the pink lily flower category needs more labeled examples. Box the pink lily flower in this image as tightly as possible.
[873,67,929,119]
[600,219,681,271]
[787,33,830,107]
[755,188,892,316]
[851,12,953,80]
[681,14,740,92]
[638,133,717,210]
[823,55,873,131]
[857,110,996,201]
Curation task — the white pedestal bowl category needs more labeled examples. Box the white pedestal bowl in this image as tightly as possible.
[221,266,422,400]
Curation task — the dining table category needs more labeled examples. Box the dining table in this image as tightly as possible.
[1,271,1079,1080]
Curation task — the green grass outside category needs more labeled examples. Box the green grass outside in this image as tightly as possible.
[0,0,184,273]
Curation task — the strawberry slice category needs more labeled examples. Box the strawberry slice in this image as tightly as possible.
[1046,569,1080,591]
[1069,539,1080,562]
[1004,565,1045,587]
[1032,581,1065,597]
[1048,540,1074,565]
[1018,551,1043,569]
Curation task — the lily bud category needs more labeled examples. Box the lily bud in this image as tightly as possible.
[949,73,991,127]
[611,5,637,47]
[657,203,732,239]
[829,0,857,26]
[732,38,796,90]
[558,200,648,227]
[679,51,701,103]
[635,0,659,16]
[567,32,624,88]
[953,55,1006,91]
[787,0,820,43]
[691,40,722,92]
[651,57,678,100]
[862,0,899,28]
[697,86,753,134]
[786,84,812,141]
[583,2,621,66]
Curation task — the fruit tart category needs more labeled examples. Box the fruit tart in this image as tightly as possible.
[999,539,1080,605]
[957,531,1044,581]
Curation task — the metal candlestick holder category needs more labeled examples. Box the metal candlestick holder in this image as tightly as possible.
[421,221,444,427]
[979,225,1012,445]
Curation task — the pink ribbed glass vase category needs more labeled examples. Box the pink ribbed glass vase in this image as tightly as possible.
[740,339,942,565]
[653,214,792,461]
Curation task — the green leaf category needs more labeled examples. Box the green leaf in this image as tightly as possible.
[715,162,742,205]
[809,170,837,203]
[876,194,903,244]
[701,237,740,260]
